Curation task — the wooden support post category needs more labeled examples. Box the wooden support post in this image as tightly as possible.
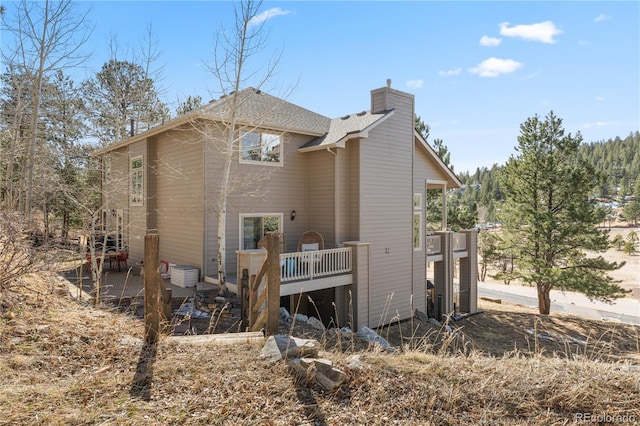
[265,232,281,336]
[144,234,161,344]
[240,269,249,330]
[161,288,172,328]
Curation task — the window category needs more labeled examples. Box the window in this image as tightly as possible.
[104,156,111,184]
[130,156,143,206]
[413,211,423,251]
[239,213,282,250]
[413,192,423,251]
[413,193,422,210]
[241,131,282,164]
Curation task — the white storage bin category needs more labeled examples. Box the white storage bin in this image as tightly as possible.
[170,265,199,288]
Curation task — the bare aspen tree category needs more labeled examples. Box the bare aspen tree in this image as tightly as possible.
[198,0,290,294]
[1,0,91,221]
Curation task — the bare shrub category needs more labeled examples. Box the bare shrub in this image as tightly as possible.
[0,210,46,293]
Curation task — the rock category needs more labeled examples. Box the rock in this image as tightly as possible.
[306,316,325,330]
[346,354,367,370]
[428,318,441,326]
[444,324,453,333]
[119,335,143,346]
[288,357,346,391]
[279,307,291,323]
[414,309,429,323]
[294,313,308,323]
[259,334,321,362]
[336,327,352,338]
[215,296,226,304]
[356,326,391,349]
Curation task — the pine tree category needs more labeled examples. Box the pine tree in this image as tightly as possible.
[498,112,627,314]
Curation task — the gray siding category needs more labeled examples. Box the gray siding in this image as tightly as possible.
[103,148,130,245]
[306,149,335,248]
[359,88,415,324]
[154,129,204,271]
[335,148,349,244]
[204,131,313,279]
[127,141,148,264]
[346,141,360,241]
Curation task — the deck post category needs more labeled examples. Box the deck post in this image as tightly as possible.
[459,230,478,313]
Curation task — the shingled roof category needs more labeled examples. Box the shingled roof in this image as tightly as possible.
[94,87,331,155]
[200,88,331,136]
[299,109,394,151]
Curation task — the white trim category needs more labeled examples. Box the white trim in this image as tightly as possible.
[280,274,353,297]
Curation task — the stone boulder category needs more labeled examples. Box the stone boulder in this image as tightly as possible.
[259,334,321,362]
[287,358,347,392]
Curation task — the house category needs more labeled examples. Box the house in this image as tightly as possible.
[94,80,478,328]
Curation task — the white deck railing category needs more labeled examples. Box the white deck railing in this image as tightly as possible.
[453,233,467,251]
[280,247,352,283]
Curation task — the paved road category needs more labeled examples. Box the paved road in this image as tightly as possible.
[478,282,640,326]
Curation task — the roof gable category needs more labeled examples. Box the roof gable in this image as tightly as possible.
[414,130,462,188]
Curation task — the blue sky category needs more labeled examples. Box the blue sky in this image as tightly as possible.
[7,1,640,173]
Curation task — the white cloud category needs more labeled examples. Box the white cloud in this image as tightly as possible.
[248,7,291,26]
[480,36,502,47]
[583,122,606,128]
[594,14,611,22]
[438,68,462,77]
[583,121,618,128]
[469,58,522,77]
[499,21,562,44]
[406,79,423,89]
[523,71,541,80]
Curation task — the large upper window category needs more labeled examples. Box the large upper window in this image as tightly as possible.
[240,213,282,250]
[241,131,282,164]
[130,156,143,206]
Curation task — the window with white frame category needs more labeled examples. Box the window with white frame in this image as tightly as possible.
[413,192,423,251]
[240,213,283,250]
[240,131,282,164]
[130,156,143,206]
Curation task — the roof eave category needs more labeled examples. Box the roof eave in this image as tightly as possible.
[92,113,327,157]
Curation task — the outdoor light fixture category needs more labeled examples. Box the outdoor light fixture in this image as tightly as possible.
[290,210,296,221]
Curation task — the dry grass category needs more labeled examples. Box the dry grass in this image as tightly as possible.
[1,273,639,425]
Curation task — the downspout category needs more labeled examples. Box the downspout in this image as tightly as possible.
[202,134,207,279]
[327,145,340,319]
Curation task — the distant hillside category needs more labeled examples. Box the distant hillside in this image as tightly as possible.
[450,132,640,223]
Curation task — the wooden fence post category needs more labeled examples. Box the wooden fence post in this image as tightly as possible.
[144,234,161,344]
[265,232,281,336]
[240,269,249,330]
